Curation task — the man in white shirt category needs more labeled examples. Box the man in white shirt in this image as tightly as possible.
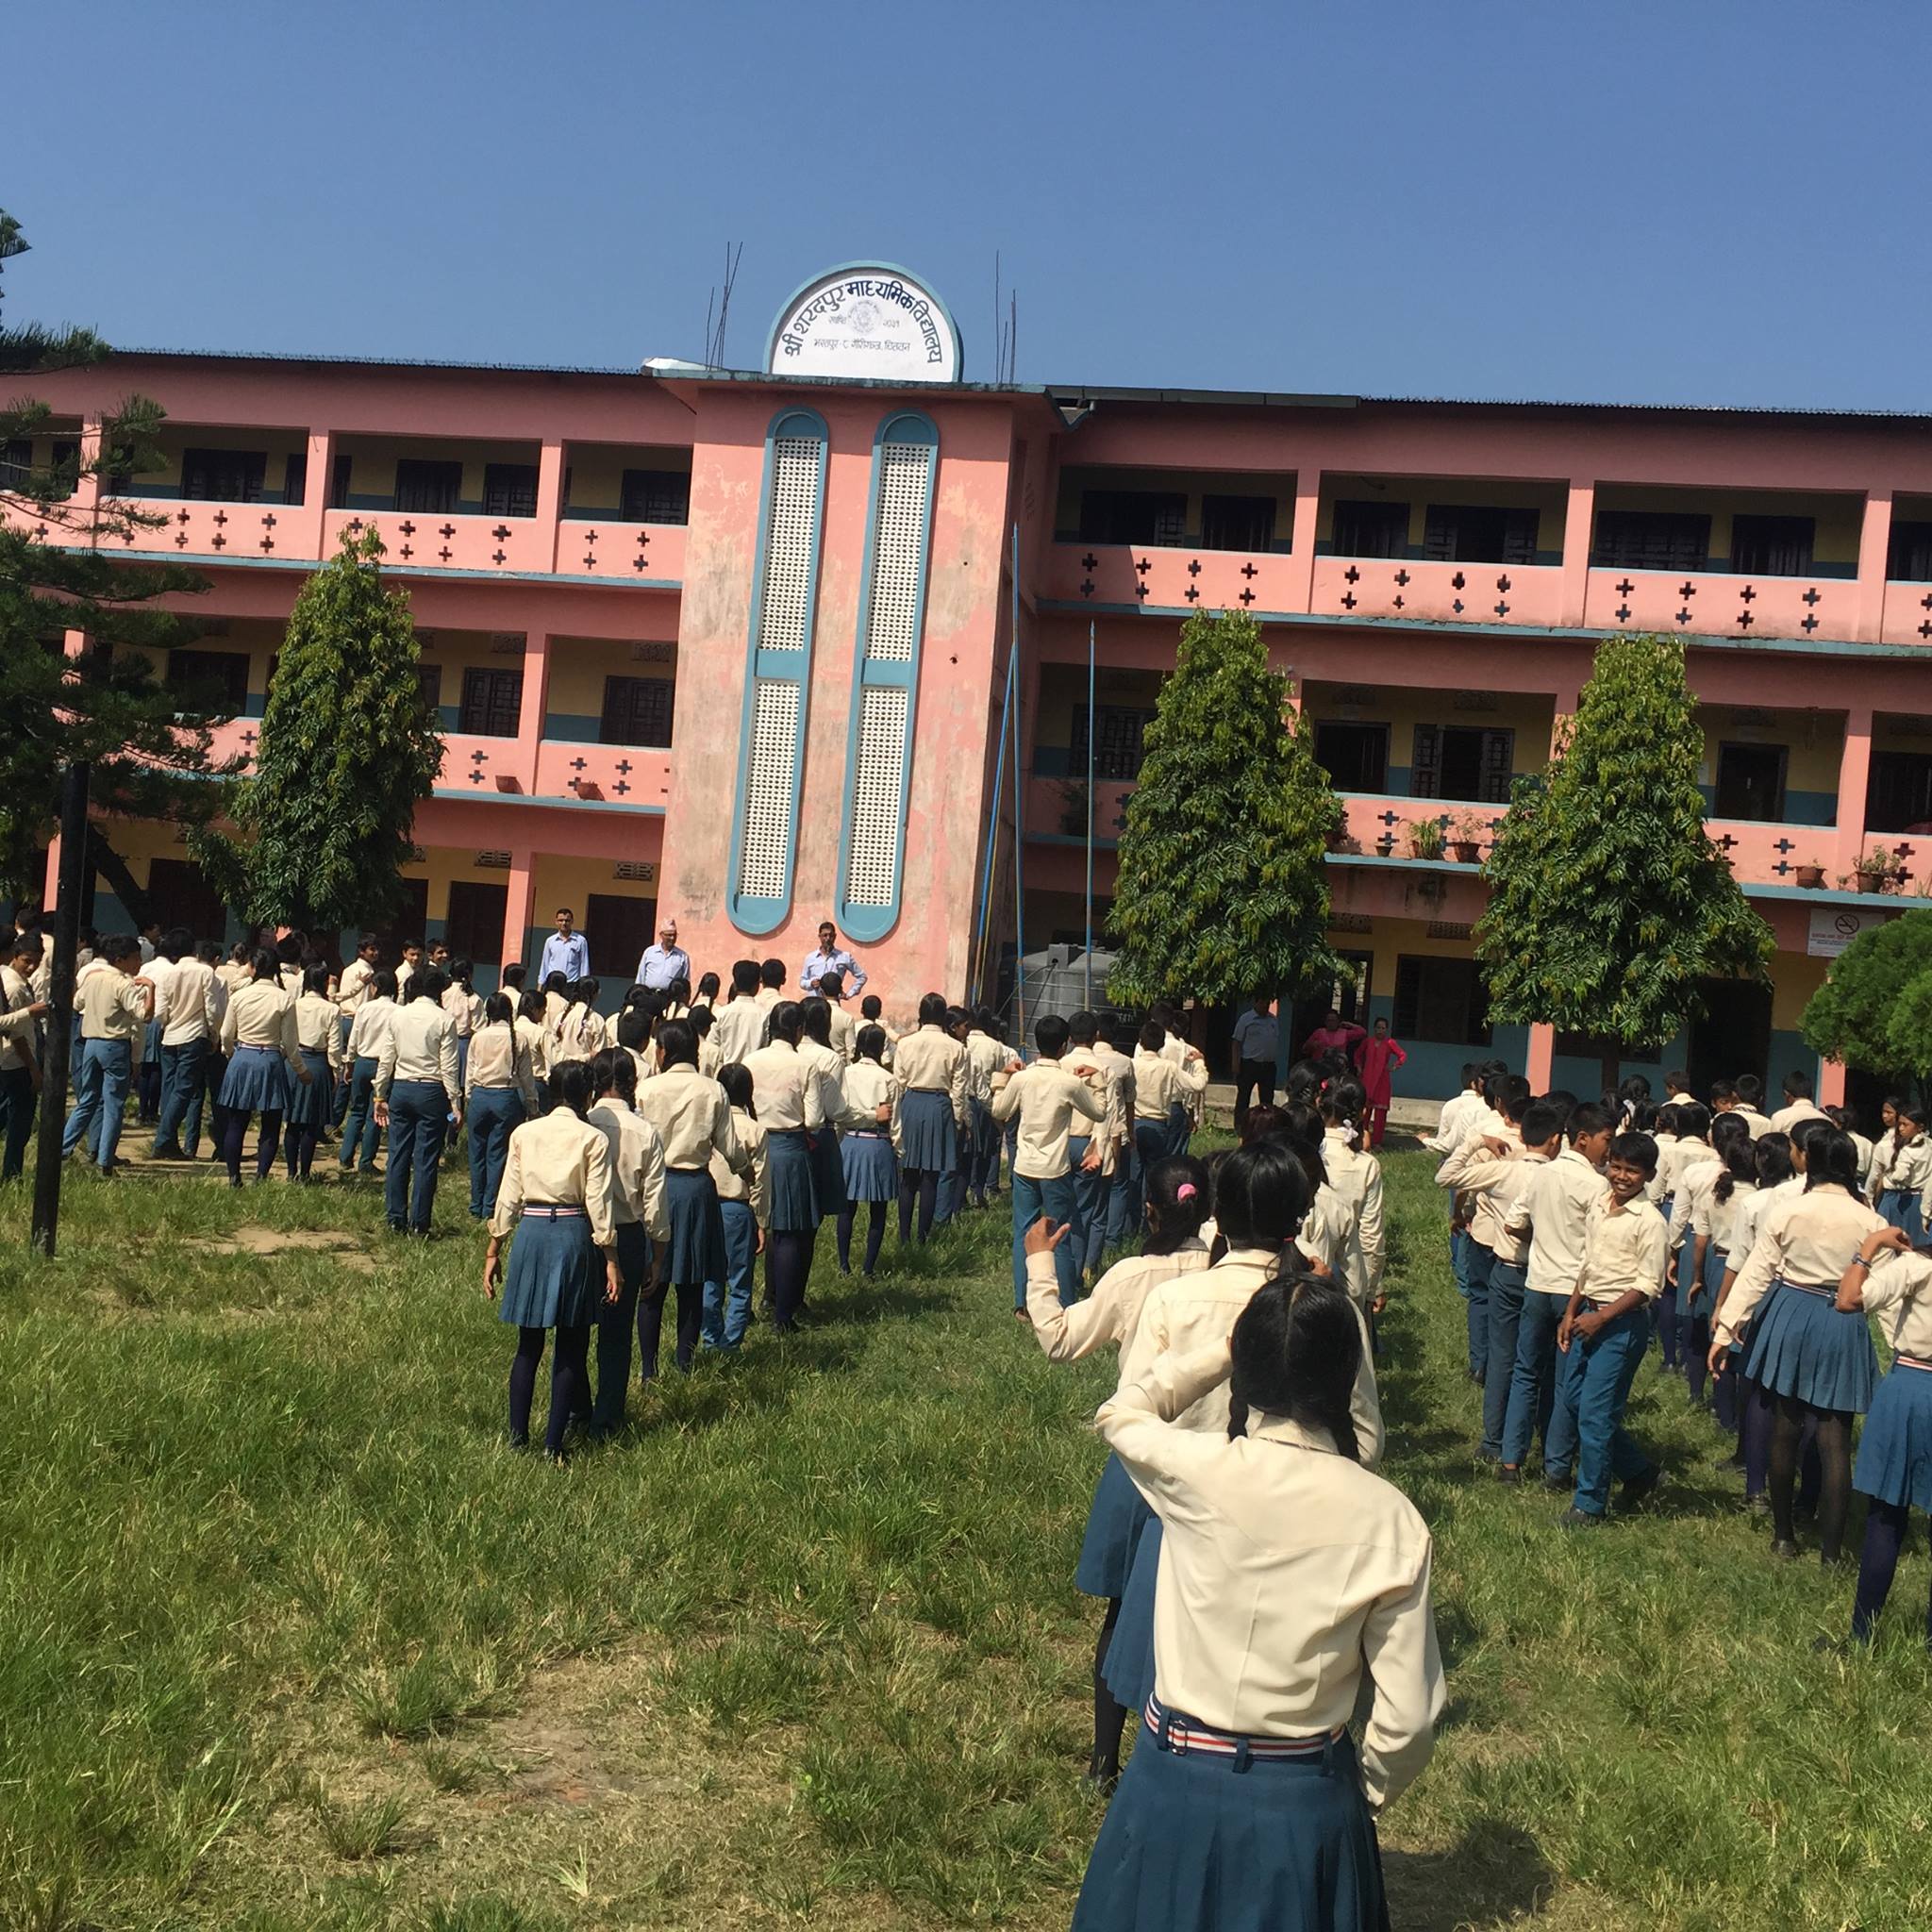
[798,921,866,1000]
[150,927,221,1160]
[1228,994,1279,1132]
[1769,1070,1827,1135]
[0,931,48,1182]
[633,920,691,994]
[539,908,590,987]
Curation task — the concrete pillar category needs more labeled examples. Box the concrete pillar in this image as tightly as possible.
[301,427,334,558]
[1550,686,1579,760]
[1286,472,1321,614]
[1836,704,1874,873]
[516,633,551,792]
[538,439,565,571]
[500,846,537,974]
[1856,489,1893,642]
[1526,1020,1556,1091]
[1818,1058,1847,1108]
[1559,479,1594,626]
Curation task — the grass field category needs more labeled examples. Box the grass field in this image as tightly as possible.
[5,1144,1932,1932]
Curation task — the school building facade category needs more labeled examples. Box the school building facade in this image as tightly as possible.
[13,262,1932,1106]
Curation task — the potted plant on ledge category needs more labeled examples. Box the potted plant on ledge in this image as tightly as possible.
[1404,816,1445,861]
[1793,856,1827,890]
[1844,844,1906,895]
[1447,808,1488,863]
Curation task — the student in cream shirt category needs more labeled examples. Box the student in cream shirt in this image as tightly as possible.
[587,1052,675,1411]
[992,1014,1105,1314]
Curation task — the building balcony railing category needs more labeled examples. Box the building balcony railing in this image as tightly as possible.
[1583,568,1853,645]
[531,739,671,806]
[0,495,686,588]
[1041,542,1299,612]
[1309,557,1565,628]
[1024,774,1138,842]
[1878,579,1932,647]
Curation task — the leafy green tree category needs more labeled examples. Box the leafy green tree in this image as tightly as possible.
[1108,608,1341,1008]
[1474,632,1773,1085]
[0,208,219,908]
[193,526,443,940]
[1802,908,1932,1105]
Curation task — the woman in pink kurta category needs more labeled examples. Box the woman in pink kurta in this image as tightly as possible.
[1352,1018,1407,1147]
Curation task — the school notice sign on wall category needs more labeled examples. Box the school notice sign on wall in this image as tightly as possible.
[1807,906,1895,958]
[766,263,961,383]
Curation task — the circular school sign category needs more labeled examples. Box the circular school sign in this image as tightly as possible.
[766,262,962,383]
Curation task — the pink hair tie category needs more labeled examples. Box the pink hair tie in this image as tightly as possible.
[1176,1183,1198,1201]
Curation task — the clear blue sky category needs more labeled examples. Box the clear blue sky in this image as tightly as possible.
[9,1,1932,409]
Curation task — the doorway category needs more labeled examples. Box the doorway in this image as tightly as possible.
[1867,749,1932,834]
[1687,979,1774,1098]
[1714,743,1788,822]
[1289,951,1372,1064]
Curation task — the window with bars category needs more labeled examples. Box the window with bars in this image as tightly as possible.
[1200,493,1277,552]
[330,453,354,508]
[1410,724,1514,803]
[1591,509,1712,573]
[282,454,307,507]
[620,468,691,525]
[416,665,443,716]
[394,459,463,515]
[1888,520,1932,582]
[180,448,268,503]
[482,463,539,518]
[1314,722,1390,793]
[167,649,250,715]
[1077,489,1187,546]
[443,880,508,966]
[1070,704,1158,781]
[1729,513,1815,577]
[599,675,675,747]
[1329,499,1410,558]
[1422,504,1540,564]
[458,666,524,738]
[1393,955,1491,1045]
[1,439,30,489]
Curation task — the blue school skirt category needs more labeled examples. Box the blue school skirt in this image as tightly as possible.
[1075,1453,1155,1601]
[841,1130,898,1204]
[810,1126,846,1218]
[1103,1516,1162,1710]
[218,1043,290,1114]
[764,1128,819,1233]
[498,1206,599,1330]
[898,1089,956,1172]
[1879,1189,1926,1247]
[1741,1279,1878,1414]
[1072,1709,1386,1932]
[1697,1244,1729,1324]
[283,1049,334,1127]
[1854,1356,1932,1510]
[663,1166,724,1286]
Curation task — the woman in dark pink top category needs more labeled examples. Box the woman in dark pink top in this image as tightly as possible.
[1352,1017,1407,1147]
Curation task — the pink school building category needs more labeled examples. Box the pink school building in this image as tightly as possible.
[14,263,1932,1108]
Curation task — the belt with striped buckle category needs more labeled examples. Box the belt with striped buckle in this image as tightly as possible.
[521,1204,583,1220]
[1144,1695,1341,1762]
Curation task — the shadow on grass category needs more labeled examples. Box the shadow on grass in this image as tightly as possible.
[1382,1819,1557,1931]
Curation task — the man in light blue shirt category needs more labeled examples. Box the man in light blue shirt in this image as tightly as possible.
[634,918,691,992]
[1229,993,1280,1130]
[799,920,865,1000]
[539,907,590,986]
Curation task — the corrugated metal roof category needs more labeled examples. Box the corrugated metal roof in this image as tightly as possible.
[105,345,1932,424]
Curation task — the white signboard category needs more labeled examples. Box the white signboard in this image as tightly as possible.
[766,263,961,383]
[1808,906,1894,958]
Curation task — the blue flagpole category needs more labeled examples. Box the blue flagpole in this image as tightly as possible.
[1011,522,1026,1045]
[1084,617,1095,1007]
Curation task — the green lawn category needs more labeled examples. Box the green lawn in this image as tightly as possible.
[4,1148,1931,1931]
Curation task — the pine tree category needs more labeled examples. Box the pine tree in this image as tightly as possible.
[1474,632,1773,1084]
[1108,608,1341,1009]
[0,208,220,908]
[1801,908,1932,1106]
[193,526,443,939]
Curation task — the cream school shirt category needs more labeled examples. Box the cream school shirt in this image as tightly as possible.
[710,1109,769,1226]
[843,1058,895,1129]
[1866,1129,1896,1196]
[1714,1183,1888,1344]
[1505,1146,1605,1296]
[514,1011,550,1083]
[1323,1126,1387,1300]
[741,1040,830,1133]
[1771,1099,1828,1135]
[293,991,345,1069]
[1122,1248,1385,1464]
[1576,1192,1669,1305]
[1857,1249,1932,1360]
[991,1058,1105,1180]
[634,1060,744,1172]
[1874,1134,1932,1197]
[157,957,220,1048]
[963,1027,1007,1103]
[826,1003,857,1062]
[0,962,38,1072]
[334,957,376,1013]
[891,1024,969,1124]
[1424,1088,1487,1155]
[1438,1141,1545,1269]
[1695,1176,1757,1257]
[1645,1131,1678,1204]
[347,994,396,1063]
[220,977,302,1074]
[1024,1239,1210,1362]
[549,1004,605,1066]
[1131,1049,1208,1121]
[800,1036,864,1131]
[708,995,767,1068]
[1669,1155,1724,1250]
[78,967,150,1044]
[487,1108,617,1247]
[375,998,459,1106]
[587,1097,671,1239]
[1099,1343,1441,1808]
[466,1023,541,1112]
